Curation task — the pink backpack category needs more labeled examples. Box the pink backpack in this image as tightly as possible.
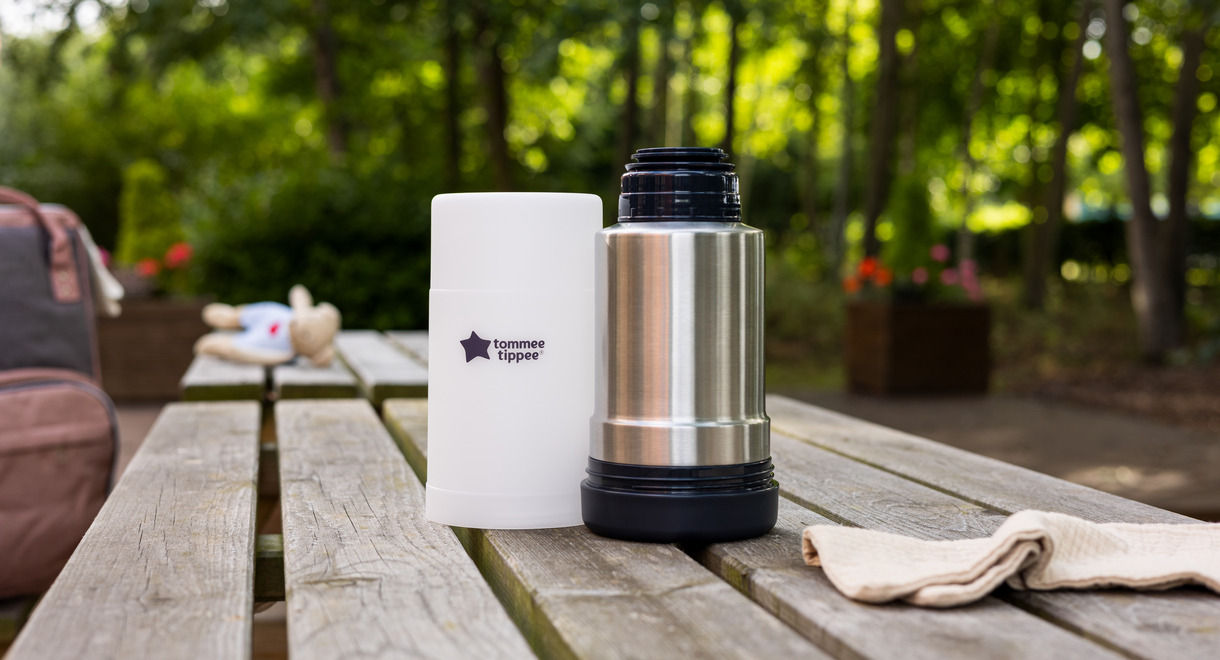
[0,187,117,598]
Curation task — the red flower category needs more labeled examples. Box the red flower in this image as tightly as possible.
[843,276,862,294]
[875,267,893,287]
[858,257,879,278]
[137,258,161,278]
[164,242,193,269]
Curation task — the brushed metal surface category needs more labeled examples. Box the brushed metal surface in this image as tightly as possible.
[592,221,770,466]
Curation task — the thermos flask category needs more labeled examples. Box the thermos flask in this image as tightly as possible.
[581,147,778,542]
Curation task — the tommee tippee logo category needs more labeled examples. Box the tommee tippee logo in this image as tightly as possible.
[460,331,546,364]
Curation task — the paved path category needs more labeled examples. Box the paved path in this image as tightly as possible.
[778,391,1220,521]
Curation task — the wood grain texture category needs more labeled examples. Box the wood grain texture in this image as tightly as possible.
[767,394,1195,524]
[693,499,1121,660]
[271,358,359,399]
[333,331,427,405]
[8,402,261,660]
[385,330,429,364]
[768,427,1220,659]
[180,354,265,401]
[382,399,829,660]
[276,399,531,660]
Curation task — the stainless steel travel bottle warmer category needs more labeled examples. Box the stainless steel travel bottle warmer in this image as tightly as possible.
[581,147,778,543]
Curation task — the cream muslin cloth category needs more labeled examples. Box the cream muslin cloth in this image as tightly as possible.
[801,510,1220,607]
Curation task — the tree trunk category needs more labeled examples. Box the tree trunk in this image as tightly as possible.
[443,1,463,189]
[862,0,902,256]
[798,30,825,255]
[650,5,673,146]
[1022,1,1090,309]
[618,10,642,168]
[830,21,855,272]
[679,5,699,147]
[473,3,513,190]
[1162,26,1206,335]
[955,11,1000,264]
[310,0,347,156]
[1102,0,1179,360]
[721,10,741,156]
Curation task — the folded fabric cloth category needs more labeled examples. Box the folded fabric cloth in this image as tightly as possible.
[801,510,1220,607]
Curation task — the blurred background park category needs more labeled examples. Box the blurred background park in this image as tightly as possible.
[1,0,1218,434]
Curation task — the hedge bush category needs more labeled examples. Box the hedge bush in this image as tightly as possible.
[189,166,430,330]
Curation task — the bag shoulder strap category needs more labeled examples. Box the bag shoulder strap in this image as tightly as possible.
[0,187,82,303]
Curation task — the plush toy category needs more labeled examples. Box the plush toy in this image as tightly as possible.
[194,285,341,366]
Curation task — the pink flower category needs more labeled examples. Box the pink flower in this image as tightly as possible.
[911,267,929,285]
[959,258,977,275]
[164,242,193,269]
[940,268,959,286]
[98,247,112,268]
[930,244,950,263]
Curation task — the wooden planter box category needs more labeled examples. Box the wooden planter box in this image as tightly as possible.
[98,298,210,401]
[845,301,991,395]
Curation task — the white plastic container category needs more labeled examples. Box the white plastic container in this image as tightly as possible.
[426,193,602,528]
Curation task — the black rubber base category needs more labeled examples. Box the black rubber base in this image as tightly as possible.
[581,458,779,543]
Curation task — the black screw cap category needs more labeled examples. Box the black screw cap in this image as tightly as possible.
[618,147,741,222]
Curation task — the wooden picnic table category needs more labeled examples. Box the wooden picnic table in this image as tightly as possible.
[7,330,1219,659]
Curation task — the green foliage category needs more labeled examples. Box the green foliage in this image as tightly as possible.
[116,159,183,265]
[881,175,934,277]
[1,0,1217,357]
[765,243,843,362]
[188,166,430,330]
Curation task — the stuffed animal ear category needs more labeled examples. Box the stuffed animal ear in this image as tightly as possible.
[289,284,314,312]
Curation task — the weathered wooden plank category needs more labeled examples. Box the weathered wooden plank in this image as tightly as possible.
[271,358,359,399]
[8,402,261,660]
[333,331,427,405]
[693,498,1120,660]
[385,330,429,364]
[768,428,1220,659]
[767,394,1195,524]
[386,400,1108,659]
[180,353,265,401]
[382,399,830,660]
[276,399,531,659]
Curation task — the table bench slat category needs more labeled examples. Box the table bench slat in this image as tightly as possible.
[385,331,428,364]
[271,358,359,399]
[695,497,1122,659]
[276,399,532,659]
[769,429,1220,659]
[382,399,829,660]
[8,402,262,660]
[334,331,427,405]
[767,394,1194,524]
[180,354,265,401]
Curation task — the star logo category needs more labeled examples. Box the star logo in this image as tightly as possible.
[459,331,492,362]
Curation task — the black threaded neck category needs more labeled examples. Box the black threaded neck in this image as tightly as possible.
[618,147,741,222]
